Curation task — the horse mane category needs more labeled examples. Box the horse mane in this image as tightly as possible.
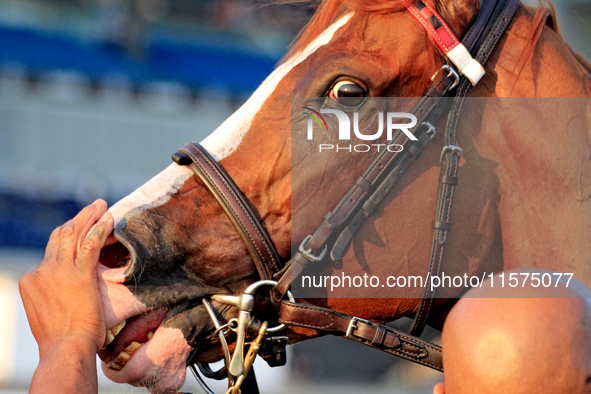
[279,0,482,62]
[278,0,445,78]
[507,3,591,92]
[277,0,591,87]
[507,5,555,92]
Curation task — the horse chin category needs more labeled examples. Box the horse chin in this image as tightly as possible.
[100,325,192,394]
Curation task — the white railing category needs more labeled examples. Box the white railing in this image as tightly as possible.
[0,68,236,202]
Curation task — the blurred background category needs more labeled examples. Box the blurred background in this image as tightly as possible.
[0,0,589,393]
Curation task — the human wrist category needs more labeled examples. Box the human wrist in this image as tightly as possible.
[39,334,99,361]
[32,335,99,394]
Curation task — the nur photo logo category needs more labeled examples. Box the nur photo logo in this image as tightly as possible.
[302,107,418,153]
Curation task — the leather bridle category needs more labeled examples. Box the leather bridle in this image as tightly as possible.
[171,0,521,391]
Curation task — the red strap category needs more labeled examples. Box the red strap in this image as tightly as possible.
[404,0,460,54]
[403,0,486,86]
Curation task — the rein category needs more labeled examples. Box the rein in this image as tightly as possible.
[171,0,520,391]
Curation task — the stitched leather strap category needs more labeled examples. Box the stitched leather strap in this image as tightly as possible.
[172,143,282,280]
[279,301,443,372]
[408,0,521,337]
[404,0,486,85]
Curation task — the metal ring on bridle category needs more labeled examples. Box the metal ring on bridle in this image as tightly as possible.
[240,279,295,333]
[211,279,295,376]
[202,298,233,370]
[214,319,238,337]
[267,287,294,333]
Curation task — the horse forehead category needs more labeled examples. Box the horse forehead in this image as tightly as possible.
[108,163,193,225]
[200,12,354,161]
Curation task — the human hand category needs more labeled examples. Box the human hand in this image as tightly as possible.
[19,199,114,357]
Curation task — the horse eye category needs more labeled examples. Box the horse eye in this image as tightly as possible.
[328,80,367,106]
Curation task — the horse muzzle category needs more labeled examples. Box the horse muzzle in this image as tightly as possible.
[97,223,242,393]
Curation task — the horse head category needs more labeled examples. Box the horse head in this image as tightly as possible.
[96,0,591,392]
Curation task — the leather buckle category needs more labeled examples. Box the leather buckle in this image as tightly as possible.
[346,316,372,339]
[440,144,462,163]
[420,121,437,140]
[298,235,328,263]
[430,65,459,92]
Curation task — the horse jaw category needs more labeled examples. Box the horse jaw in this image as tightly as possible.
[97,264,194,394]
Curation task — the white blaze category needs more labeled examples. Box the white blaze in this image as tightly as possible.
[201,12,354,160]
[108,164,193,225]
[109,13,354,221]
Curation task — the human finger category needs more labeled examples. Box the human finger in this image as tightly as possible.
[56,200,105,264]
[43,226,62,261]
[77,199,108,249]
[77,212,114,274]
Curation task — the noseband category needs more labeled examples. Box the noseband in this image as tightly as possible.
[172,143,282,281]
[172,0,520,392]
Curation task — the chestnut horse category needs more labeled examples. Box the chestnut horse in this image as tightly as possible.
[95,0,591,392]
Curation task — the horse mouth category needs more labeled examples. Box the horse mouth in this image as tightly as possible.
[98,225,235,394]
[99,238,169,372]
[99,307,168,371]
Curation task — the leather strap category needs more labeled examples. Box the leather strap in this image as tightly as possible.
[404,0,486,85]
[330,117,439,261]
[408,0,521,337]
[172,143,282,280]
[279,301,443,372]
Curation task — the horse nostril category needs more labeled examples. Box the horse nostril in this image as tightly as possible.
[100,241,131,269]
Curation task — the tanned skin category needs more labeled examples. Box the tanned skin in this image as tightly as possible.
[19,200,113,394]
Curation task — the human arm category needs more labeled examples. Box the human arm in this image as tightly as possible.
[19,200,113,394]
